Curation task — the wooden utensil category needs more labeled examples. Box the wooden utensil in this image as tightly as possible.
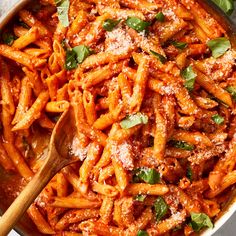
[0,108,78,236]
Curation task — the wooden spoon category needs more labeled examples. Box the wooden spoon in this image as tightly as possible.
[0,107,79,236]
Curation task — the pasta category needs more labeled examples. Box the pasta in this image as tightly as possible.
[0,0,236,235]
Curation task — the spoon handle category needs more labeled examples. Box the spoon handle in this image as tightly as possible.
[0,153,61,236]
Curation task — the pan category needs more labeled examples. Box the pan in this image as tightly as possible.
[0,0,236,235]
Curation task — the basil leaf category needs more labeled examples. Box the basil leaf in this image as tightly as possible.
[155,12,165,22]
[171,140,195,151]
[133,168,160,184]
[65,50,77,70]
[134,194,147,202]
[65,45,93,70]
[225,86,236,101]
[190,212,213,232]
[207,37,231,58]
[137,230,149,236]
[212,0,234,15]
[103,19,121,31]
[120,112,148,129]
[55,0,70,27]
[73,45,93,64]
[181,66,197,91]
[172,41,188,50]
[150,50,167,64]
[2,32,14,45]
[211,114,224,124]
[126,17,150,32]
[153,196,168,222]
[186,166,193,181]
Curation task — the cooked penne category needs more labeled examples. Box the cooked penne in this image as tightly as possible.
[1,0,236,234]
[126,183,169,195]
[12,90,49,131]
[0,44,46,69]
[12,27,40,49]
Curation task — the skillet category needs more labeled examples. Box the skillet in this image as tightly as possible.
[0,0,236,235]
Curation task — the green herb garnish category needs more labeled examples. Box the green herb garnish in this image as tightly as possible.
[120,112,148,129]
[126,17,150,32]
[65,50,77,70]
[186,166,193,181]
[150,50,167,64]
[55,0,70,27]
[172,41,188,50]
[153,196,169,222]
[134,194,147,202]
[190,212,213,232]
[65,45,93,70]
[73,45,93,64]
[133,168,160,184]
[155,12,165,22]
[103,19,121,31]
[212,0,234,15]
[181,66,197,91]
[171,140,195,151]
[207,37,231,58]
[211,114,224,124]
[225,86,236,101]
[137,230,149,236]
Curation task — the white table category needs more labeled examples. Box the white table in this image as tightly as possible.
[0,1,236,235]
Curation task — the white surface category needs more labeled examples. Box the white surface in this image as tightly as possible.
[0,0,236,235]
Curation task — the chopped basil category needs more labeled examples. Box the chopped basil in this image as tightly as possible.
[190,212,213,232]
[65,50,77,70]
[207,37,231,58]
[181,66,197,91]
[225,86,236,101]
[212,0,234,15]
[211,114,224,124]
[120,112,148,129]
[171,140,195,151]
[2,32,14,45]
[134,194,147,202]
[73,45,93,64]
[150,50,167,64]
[155,12,165,22]
[186,166,193,181]
[126,17,150,32]
[65,45,93,70]
[153,196,168,222]
[137,230,149,236]
[133,167,160,184]
[172,41,188,50]
[103,19,121,31]
[55,0,70,27]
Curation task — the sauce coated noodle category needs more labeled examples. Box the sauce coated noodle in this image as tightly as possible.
[0,0,236,235]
